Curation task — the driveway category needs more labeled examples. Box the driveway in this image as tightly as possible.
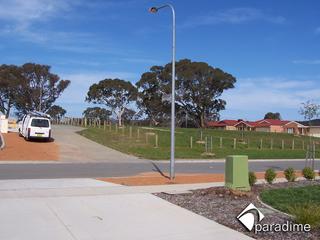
[0,178,252,240]
[53,125,144,163]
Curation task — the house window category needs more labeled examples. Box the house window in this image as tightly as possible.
[287,128,294,134]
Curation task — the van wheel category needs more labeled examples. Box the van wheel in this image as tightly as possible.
[18,129,23,137]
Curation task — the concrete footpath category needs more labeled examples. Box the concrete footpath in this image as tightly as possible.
[0,178,252,240]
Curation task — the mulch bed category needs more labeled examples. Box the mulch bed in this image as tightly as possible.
[155,180,320,240]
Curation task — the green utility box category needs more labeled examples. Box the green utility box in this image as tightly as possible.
[225,155,250,191]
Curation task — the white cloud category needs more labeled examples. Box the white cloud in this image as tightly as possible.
[183,7,286,28]
[293,59,320,65]
[222,77,320,113]
[57,71,138,104]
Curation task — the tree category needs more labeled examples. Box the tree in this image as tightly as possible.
[15,63,70,115]
[136,66,171,125]
[46,105,66,121]
[299,100,320,123]
[0,65,23,118]
[82,107,111,121]
[86,79,137,126]
[136,59,236,127]
[299,100,320,170]
[264,112,281,120]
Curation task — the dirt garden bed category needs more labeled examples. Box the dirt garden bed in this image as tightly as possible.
[0,133,59,161]
[155,180,320,240]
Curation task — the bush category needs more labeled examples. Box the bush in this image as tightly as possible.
[265,168,276,184]
[284,167,296,182]
[289,203,320,229]
[248,171,257,186]
[302,167,315,180]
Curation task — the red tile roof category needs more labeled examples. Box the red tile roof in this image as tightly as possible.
[207,119,292,128]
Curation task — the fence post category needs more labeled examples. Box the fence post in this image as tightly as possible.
[109,123,112,131]
[104,121,106,131]
[190,136,193,148]
[233,138,236,149]
[155,134,158,148]
[129,126,132,138]
[220,137,223,148]
[247,139,250,149]
[302,141,305,150]
[260,139,263,150]
[115,124,118,133]
[137,128,140,139]
[122,126,125,135]
[281,140,284,150]
[292,139,295,150]
[84,118,87,127]
[270,139,273,150]
[146,133,148,144]
[205,136,208,152]
[200,131,203,141]
[210,136,213,152]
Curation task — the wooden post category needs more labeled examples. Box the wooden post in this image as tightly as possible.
[190,136,193,149]
[233,138,236,149]
[270,139,273,150]
[302,141,305,150]
[200,131,203,141]
[281,140,284,150]
[292,139,295,150]
[115,124,118,133]
[247,139,250,149]
[260,139,263,150]
[122,126,125,135]
[155,134,158,148]
[98,120,101,128]
[137,129,140,139]
[109,123,112,131]
[84,118,87,128]
[210,136,213,152]
[129,126,132,138]
[205,136,208,152]
[104,121,106,131]
[146,133,148,144]
[220,137,223,148]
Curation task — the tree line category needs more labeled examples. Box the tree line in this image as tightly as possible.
[85,59,236,127]
[0,63,70,118]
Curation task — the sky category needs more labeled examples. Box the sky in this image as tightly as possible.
[0,0,320,121]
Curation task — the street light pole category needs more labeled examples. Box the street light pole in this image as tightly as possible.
[149,4,176,180]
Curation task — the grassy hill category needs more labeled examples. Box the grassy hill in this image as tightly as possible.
[78,125,320,160]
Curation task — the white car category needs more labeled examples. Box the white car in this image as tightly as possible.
[19,112,52,141]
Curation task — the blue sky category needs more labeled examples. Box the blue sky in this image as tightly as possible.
[0,0,320,120]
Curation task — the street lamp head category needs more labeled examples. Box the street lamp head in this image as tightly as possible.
[149,7,158,13]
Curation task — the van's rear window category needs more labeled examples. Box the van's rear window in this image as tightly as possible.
[31,119,49,127]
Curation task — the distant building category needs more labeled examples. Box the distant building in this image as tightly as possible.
[207,118,309,136]
[298,119,320,138]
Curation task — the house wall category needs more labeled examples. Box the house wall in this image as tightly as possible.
[309,127,320,138]
[226,126,237,131]
[270,125,284,133]
[255,127,270,132]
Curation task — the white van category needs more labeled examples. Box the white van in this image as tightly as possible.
[18,112,52,141]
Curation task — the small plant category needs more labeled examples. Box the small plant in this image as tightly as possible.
[284,167,296,182]
[302,167,315,180]
[248,171,257,186]
[289,203,320,229]
[265,168,276,184]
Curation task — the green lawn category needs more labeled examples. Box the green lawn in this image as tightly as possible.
[260,185,320,213]
[78,125,320,160]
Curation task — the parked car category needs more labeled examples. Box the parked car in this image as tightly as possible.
[18,112,52,141]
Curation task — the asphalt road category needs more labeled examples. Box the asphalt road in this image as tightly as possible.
[0,160,318,179]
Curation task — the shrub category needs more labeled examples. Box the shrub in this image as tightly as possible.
[248,171,257,186]
[284,167,296,182]
[265,168,276,184]
[302,167,315,180]
[289,203,320,229]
